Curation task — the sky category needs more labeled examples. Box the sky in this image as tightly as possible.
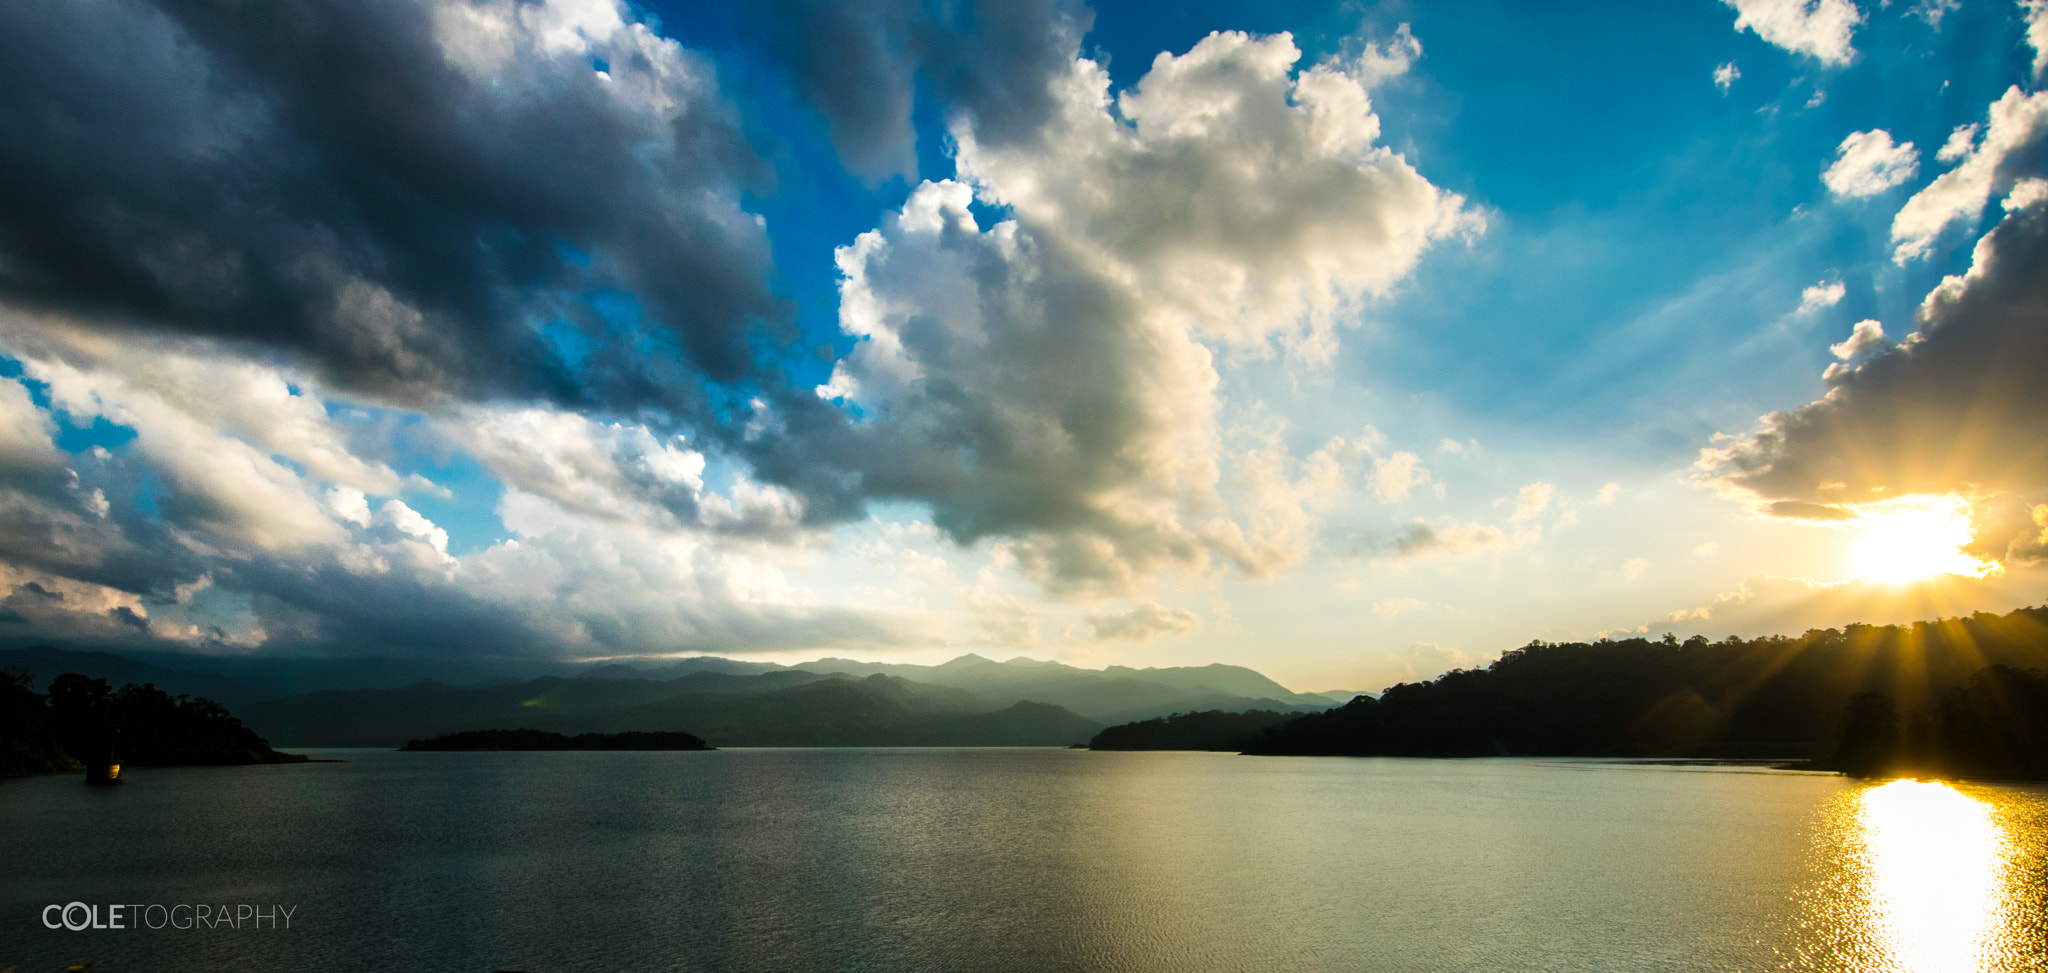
[1,0,2046,692]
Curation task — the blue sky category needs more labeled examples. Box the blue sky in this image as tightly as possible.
[0,0,2045,690]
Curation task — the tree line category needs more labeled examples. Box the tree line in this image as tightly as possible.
[1236,610,2048,778]
[1825,664,2048,778]
[1087,709,1298,751]
[1,669,306,775]
[1082,606,2048,778]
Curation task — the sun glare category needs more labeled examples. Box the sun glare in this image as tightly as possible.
[1850,499,1997,584]
[1855,780,2018,972]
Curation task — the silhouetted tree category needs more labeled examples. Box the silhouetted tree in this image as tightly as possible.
[1242,605,2048,772]
[1088,709,1297,751]
[1935,665,2048,778]
[1833,692,1900,778]
[0,667,79,774]
[39,673,306,769]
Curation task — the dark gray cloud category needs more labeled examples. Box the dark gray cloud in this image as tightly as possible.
[764,0,1091,181]
[1706,194,2048,544]
[0,0,779,408]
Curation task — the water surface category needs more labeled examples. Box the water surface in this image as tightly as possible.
[3,750,2044,971]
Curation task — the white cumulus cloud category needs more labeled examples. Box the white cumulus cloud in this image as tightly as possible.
[1722,0,1864,66]
[1714,61,1741,92]
[1822,130,1918,199]
[1892,87,2048,263]
[1799,279,1847,313]
[819,27,1475,594]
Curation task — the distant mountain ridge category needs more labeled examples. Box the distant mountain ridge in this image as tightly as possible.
[235,671,1109,748]
[1,645,1333,748]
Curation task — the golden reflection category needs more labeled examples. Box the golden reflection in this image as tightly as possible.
[1855,780,2006,972]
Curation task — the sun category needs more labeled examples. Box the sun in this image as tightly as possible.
[1850,499,1999,584]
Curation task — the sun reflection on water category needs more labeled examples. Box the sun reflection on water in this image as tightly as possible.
[1859,781,2005,971]
[1790,778,2047,972]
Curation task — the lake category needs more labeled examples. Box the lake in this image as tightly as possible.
[3,750,2045,972]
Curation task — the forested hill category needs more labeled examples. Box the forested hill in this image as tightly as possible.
[1,670,307,774]
[1246,606,2048,760]
[1088,709,1299,751]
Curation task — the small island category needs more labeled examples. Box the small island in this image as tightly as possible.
[400,728,713,751]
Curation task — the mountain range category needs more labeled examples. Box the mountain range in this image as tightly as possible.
[0,646,1336,748]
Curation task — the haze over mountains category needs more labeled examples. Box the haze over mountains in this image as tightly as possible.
[0,646,1338,748]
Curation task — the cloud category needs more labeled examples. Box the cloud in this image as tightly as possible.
[968,586,1042,648]
[1368,518,1522,561]
[1084,601,1202,641]
[1203,428,1377,582]
[761,0,1092,181]
[1937,124,1980,164]
[1828,319,1888,360]
[1641,568,2046,640]
[0,375,151,589]
[1952,493,2048,565]
[1508,482,1553,521]
[1891,87,2048,262]
[1714,62,1741,93]
[1620,558,1650,581]
[1798,280,1846,315]
[1355,642,1482,690]
[1372,597,1424,618]
[2026,0,2048,78]
[18,342,367,555]
[1367,451,1433,503]
[1721,0,1863,66]
[948,27,1479,355]
[0,11,1487,657]
[0,562,167,646]
[0,0,778,411]
[0,327,935,660]
[444,405,803,539]
[1761,500,1857,521]
[1910,0,1960,29]
[240,489,932,660]
[810,27,1472,593]
[442,492,931,657]
[1822,130,1919,199]
[0,11,1474,610]
[1594,482,1620,505]
[0,375,62,477]
[1700,175,2048,557]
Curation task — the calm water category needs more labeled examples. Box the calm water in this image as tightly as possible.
[3,750,2045,972]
